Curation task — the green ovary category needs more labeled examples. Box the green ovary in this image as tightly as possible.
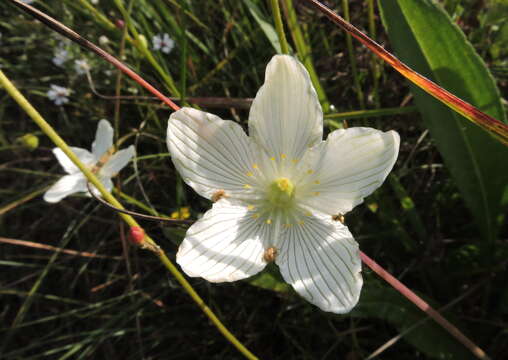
[267,177,295,207]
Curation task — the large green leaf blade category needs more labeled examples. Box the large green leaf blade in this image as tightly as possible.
[379,0,508,242]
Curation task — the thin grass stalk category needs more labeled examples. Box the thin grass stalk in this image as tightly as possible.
[302,0,508,145]
[8,0,179,112]
[367,0,380,109]
[0,69,258,360]
[341,0,364,108]
[270,0,289,54]
[282,0,331,112]
[360,251,490,360]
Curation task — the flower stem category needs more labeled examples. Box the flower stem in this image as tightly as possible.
[341,0,365,109]
[270,0,289,54]
[0,68,258,360]
[360,251,491,360]
[282,0,331,113]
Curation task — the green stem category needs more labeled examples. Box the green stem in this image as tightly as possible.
[0,69,258,360]
[324,106,417,125]
[342,0,364,109]
[282,0,330,112]
[270,0,289,54]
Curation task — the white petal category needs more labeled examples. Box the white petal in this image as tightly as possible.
[248,55,323,162]
[92,119,114,158]
[53,147,95,175]
[276,212,362,313]
[297,127,400,215]
[167,107,263,201]
[177,200,268,282]
[86,176,114,198]
[43,174,87,203]
[99,146,135,177]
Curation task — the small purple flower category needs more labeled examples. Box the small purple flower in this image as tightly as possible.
[152,33,175,54]
[47,84,71,106]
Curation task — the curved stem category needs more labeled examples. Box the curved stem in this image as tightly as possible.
[0,69,258,360]
[360,251,490,360]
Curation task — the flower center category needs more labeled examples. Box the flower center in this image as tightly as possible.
[267,177,295,207]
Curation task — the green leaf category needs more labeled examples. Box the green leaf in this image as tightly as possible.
[352,283,475,360]
[379,0,508,242]
[242,0,285,53]
[247,264,291,292]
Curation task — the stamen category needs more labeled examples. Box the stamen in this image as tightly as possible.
[247,205,255,210]
[252,163,259,169]
[313,191,320,196]
[211,189,226,202]
[307,169,314,174]
[266,219,272,224]
[314,180,320,184]
[246,171,253,177]
[243,184,252,189]
[270,157,276,161]
[298,220,305,225]
[291,159,298,164]
[263,246,278,263]
[332,214,345,224]
[252,213,260,219]
[281,154,287,159]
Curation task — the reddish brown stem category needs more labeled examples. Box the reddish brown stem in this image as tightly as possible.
[302,0,508,145]
[360,251,490,360]
[9,0,180,112]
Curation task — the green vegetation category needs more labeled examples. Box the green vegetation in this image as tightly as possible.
[1,0,507,359]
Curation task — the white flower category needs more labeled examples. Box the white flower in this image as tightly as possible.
[166,55,400,313]
[52,47,69,67]
[44,120,135,203]
[98,35,109,46]
[47,84,71,106]
[74,59,90,75]
[152,33,174,54]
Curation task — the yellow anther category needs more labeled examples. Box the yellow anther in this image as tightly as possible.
[314,180,320,184]
[281,154,287,159]
[298,220,305,225]
[266,219,272,224]
[305,211,312,216]
[247,205,255,210]
[313,191,320,196]
[252,213,260,219]
[246,171,253,177]
[270,157,276,161]
[291,159,298,164]
[252,163,259,169]
[307,169,314,174]
[243,184,252,189]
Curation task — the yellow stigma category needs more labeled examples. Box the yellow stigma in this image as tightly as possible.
[267,177,295,207]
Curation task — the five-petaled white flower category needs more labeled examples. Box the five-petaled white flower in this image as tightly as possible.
[47,84,71,106]
[166,55,400,313]
[152,33,175,54]
[44,119,135,203]
[74,59,90,75]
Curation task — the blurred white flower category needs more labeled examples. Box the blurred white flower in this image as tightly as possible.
[52,48,69,67]
[98,35,109,46]
[44,119,135,203]
[91,0,99,4]
[47,84,71,106]
[152,33,174,54]
[167,55,400,313]
[74,59,90,75]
